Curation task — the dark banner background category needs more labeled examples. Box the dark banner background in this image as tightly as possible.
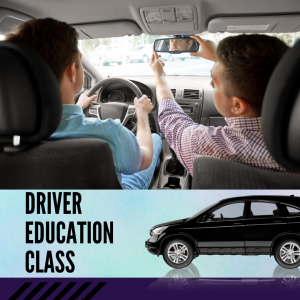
[1,278,300,300]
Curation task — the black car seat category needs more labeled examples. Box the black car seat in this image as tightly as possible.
[192,40,300,189]
[0,41,122,189]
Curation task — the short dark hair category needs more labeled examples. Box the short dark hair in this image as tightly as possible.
[5,18,79,82]
[216,34,289,115]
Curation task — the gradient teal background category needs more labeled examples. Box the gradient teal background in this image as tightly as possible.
[0,190,299,278]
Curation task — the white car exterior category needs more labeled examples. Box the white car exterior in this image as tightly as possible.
[126,44,153,63]
[89,45,123,66]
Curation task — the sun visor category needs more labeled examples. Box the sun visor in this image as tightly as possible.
[73,21,142,40]
[208,15,300,33]
[140,5,199,34]
[0,8,32,36]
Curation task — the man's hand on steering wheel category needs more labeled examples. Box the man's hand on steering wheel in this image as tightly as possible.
[77,92,97,109]
[134,95,153,117]
[86,77,150,132]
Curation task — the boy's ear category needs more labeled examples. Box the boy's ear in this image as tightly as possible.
[231,97,247,116]
[65,63,76,82]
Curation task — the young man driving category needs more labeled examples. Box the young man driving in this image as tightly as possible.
[150,34,294,175]
[5,18,162,189]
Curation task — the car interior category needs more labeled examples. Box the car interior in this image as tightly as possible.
[0,0,300,189]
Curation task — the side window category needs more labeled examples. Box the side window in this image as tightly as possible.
[286,206,300,216]
[250,202,279,218]
[211,203,244,221]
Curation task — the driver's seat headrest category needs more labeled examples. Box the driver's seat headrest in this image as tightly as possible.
[0,41,62,144]
[262,40,300,172]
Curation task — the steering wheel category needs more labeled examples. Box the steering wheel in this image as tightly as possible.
[87,77,143,132]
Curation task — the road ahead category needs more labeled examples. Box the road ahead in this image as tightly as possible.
[95,58,214,77]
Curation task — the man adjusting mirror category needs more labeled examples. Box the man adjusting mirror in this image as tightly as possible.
[154,37,199,53]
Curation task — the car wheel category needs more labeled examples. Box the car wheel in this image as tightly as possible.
[163,239,194,269]
[168,55,174,62]
[126,56,131,63]
[143,55,149,63]
[275,239,300,269]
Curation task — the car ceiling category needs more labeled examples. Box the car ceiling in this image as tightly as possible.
[1,0,300,34]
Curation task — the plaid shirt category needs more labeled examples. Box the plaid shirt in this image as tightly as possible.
[158,98,289,176]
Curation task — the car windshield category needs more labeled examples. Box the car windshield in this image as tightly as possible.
[79,32,300,77]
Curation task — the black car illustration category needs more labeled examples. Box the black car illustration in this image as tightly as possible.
[145,195,300,269]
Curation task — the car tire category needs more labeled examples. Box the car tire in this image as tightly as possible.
[126,56,131,63]
[274,239,300,269]
[168,55,174,62]
[163,239,194,269]
[143,55,149,63]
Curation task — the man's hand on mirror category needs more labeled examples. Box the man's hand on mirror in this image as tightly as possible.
[76,92,97,109]
[149,51,166,77]
[190,35,217,62]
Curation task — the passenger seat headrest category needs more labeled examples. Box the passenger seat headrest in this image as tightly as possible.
[0,41,62,144]
[262,40,300,172]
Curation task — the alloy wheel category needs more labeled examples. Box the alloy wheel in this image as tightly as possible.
[167,242,189,264]
[280,243,300,264]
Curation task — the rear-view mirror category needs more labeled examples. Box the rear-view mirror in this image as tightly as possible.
[154,38,199,53]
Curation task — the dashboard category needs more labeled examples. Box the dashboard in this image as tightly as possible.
[88,75,227,128]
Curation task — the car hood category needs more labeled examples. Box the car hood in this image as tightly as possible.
[151,218,188,231]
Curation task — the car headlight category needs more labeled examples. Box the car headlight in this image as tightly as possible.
[152,226,168,235]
